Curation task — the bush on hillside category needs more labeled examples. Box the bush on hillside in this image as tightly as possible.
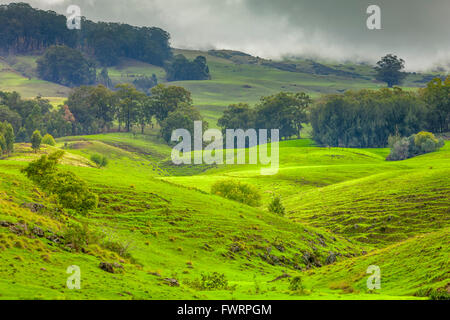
[63,223,91,252]
[22,151,98,215]
[187,272,231,291]
[42,133,56,146]
[211,180,261,207]
[268,195,286,216]
[387,131,445,161]
[91,154,109,168]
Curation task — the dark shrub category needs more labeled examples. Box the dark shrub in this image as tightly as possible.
[268,195,285,216]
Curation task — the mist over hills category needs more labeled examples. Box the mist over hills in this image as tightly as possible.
[1,0,449,72]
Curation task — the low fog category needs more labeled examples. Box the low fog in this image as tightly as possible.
[2,0,449,71]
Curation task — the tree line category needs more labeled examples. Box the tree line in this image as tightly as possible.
[217,92,310,141]
[217,77,449,148]
[311,77,449,147]
[0,76,448,151]
[0,83,200,143]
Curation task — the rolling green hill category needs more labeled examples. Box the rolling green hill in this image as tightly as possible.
[0,46,448,301]
[0,133,448,299]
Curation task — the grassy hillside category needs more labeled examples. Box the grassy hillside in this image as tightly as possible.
[163,140,449,245]
[0,133,448,299]
[0,56,70,102]
[1,50,436,127]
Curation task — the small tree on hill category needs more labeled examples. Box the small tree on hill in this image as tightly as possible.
[375,54,407,88]
[0,121,15,155]
[31,130,42,153]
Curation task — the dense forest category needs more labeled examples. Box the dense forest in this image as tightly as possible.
[0,3,171,67]
[0,76,448,149]
[0,3,212,86]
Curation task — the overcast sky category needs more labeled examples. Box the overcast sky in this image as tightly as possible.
[2,0,449,71]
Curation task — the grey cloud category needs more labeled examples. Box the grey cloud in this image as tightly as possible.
[1,0,449,71]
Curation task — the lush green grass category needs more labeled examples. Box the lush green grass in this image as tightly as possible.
[105,58,166,84]
[1,49,448,300]
[0,56,70,99]
[0,133,448,300]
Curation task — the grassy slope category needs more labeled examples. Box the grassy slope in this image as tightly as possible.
[0,50,448,300]
[301,228,449,298]
[0,139,365,300]
[164,139,450,246]
[0,134,448,299]
[1,51,426,127]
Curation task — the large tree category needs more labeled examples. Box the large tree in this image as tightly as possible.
[160,103,205,144]
[375,54,407,88]
[150,84,193,124]
[115,84,147,132]
[0,121,14,155]
[217,103,256,132]
[256,92,310,139]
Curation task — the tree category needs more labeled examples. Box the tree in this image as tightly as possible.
[0,121,14,155]
[3,122,14,155]
[0,3,171,67]
[150,84,193,124]
[16,127,28,142]
[133,74,158,95]
[256,92,310,140]
[37,45,96,87]
[218,103,256,132]
[97,68,113,88]
[0,105,21,133]
[268,195,285,216]
[0,122,11,155]
[31,130,42,153]
[387,131,444,161]
[310,89,426,148]
[136,97,154,134]
[420,76,450,133]
[89,85,115,132]
[375,54,407,87]
[160,103,205,144]
[115,84,147,132]
[165,54,211,81]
